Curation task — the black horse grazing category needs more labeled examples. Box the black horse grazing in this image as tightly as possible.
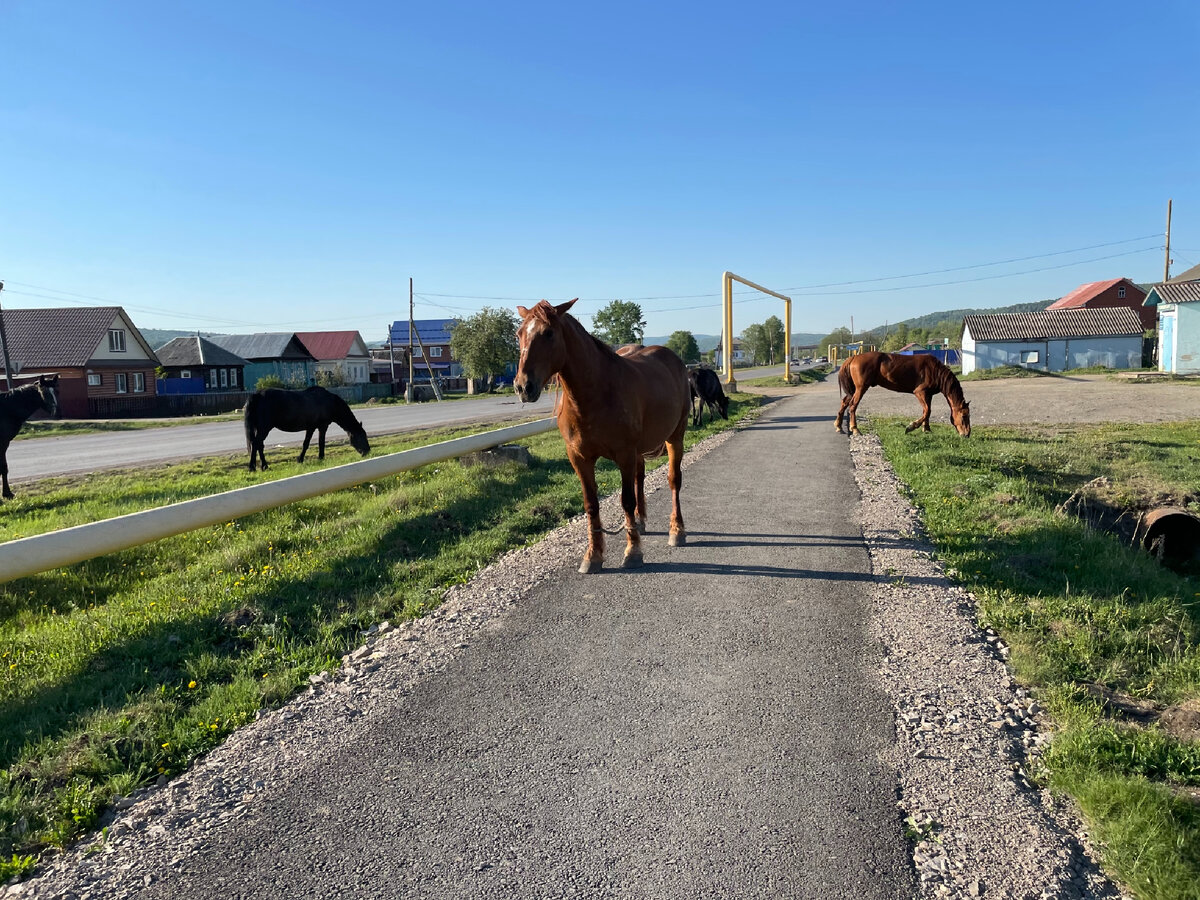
[1,374,60,499]
[688,367,729,426]
[244,386,370,472]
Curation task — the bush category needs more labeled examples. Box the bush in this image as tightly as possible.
[254,375,286,391]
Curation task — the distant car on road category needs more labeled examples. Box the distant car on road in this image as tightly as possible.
[816,356,828,364]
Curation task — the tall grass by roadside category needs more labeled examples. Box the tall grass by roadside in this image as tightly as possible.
[0,395,762,873]
[872,418,1200,900]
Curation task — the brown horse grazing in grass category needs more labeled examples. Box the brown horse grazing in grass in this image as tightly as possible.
[514,299,691,573]
[835,352,971,437]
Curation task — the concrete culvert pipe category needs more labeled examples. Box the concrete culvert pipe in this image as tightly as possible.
[1137,507,1200,573]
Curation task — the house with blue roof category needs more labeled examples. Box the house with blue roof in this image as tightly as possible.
[388,318,461,378]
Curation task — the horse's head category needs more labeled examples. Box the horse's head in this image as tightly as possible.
[952,400,971,437]
[513,298,577,404]
[349,419,370,456]
[37,374,60,419]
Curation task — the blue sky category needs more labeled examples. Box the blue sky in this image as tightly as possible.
[2,1,1197,342]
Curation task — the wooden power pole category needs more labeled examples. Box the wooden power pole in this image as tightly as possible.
[1164,198,1173,282]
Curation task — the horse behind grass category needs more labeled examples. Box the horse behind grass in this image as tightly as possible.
[514,299,691,573]
[244,386,370,472]
[835,352,970,437]
[0,374,59,499]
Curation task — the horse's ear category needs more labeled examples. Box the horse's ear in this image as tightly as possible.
[516,305,530,319]
[555,298,578,315]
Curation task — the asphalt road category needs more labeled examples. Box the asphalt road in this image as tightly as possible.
[7,392,556,483]
[136,389,913,899]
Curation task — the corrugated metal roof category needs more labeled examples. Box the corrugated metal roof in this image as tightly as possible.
[389,319,456,346]
[0,306,158,368]
[294,331,366,361]
[208,333,315,361]
[1146,281,1200,306]
[1046,278,1141,310]
[963,307,1143,342]
[1168,262,1200,284]
[155,336,249,367]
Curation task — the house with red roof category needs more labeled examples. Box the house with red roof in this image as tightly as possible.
[295,331,371,385]
[0,306,159,417]
[1046,278,1154,331]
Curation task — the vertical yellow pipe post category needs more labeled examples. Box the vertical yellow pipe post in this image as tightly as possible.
[722,271,736,392]
[784,298,792,383]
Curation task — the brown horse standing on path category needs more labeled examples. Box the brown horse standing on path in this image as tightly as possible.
[835,352,971,437]
[514,299,691,573]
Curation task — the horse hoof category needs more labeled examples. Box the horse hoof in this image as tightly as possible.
[579,558,603,574]
[668,532,686,547]
[622,552,643,569]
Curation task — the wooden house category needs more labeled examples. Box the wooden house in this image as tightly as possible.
[155,336,249,393]
[0,306,159,417]
[295,331,371,385]
[961,308,1144,375]
[1046,277,1155,331]
[207,333,316,389]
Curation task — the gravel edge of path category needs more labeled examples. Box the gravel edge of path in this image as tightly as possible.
[851,430,1128,900]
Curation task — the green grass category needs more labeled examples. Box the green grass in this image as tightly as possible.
[0,394,763,867]
[870,418,1200,900]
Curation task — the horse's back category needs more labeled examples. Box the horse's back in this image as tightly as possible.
[611,345,690,441]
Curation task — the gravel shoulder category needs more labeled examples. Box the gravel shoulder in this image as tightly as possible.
[13,376,1176,900]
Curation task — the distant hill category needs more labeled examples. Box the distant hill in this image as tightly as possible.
[859,301,1050,339]
[645,332,825,352]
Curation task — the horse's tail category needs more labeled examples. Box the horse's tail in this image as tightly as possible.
[243,392,260,452]
[838,359,854,397]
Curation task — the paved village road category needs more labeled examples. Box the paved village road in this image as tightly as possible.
[131,389,914,899]
[6,392,555,483]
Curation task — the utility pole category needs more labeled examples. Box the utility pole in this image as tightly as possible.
[407,278,415,403]
[1164,198,1173,282]
[0,282,13,392]
[387,322,396,386]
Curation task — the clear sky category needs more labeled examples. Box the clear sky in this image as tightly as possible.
[2,1,1197,342]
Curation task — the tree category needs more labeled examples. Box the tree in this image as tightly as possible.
[665,330,700,364]
[817,326,852,357]
[591,300,646,346]
[449,307,520,390]
[741,323,769,365]
[762,315,785,364]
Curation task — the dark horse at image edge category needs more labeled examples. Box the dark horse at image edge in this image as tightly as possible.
[244,386,370,472]
[835,351,971,437]
[514,299,691,573]
[0,374,60,499]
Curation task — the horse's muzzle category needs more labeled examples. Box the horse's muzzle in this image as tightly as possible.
[514,379,541,404]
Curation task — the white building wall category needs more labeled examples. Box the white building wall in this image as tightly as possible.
[1177,304,1200,374]
[964,336,1140,373]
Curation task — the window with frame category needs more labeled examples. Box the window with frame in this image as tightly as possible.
[87,373,102,387]
[108,329,127,352]
[132,372,145,393]
[115,373,128,393]
[209,368,218,389]
[180,369,191,380]
[1020,350,1040,364]
[220,368,228,388]
[1117,286,1126,298]
[429,346,443,358]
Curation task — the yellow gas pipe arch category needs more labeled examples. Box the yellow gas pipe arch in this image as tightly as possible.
[721,271,792,391]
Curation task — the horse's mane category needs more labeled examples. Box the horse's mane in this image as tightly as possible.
[529,300,623,362]
[931,359,966,406]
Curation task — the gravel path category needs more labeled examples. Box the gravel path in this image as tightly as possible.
[11,376,1173,900]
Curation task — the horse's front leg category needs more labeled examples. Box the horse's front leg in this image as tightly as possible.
[571,454,604,574]
[317,425,328,460]
[906,388,933,433]
[618,457,643,568]
[666,437,686,547]
[1,450,11,500]
[298,428,314,462]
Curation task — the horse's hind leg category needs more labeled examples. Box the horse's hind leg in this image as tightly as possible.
[835,394,852,433]
[665,436,686,547]
[848,389,867,435]
[1,449,11,500]
[616,457,644,568]
[317,425,328,460]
